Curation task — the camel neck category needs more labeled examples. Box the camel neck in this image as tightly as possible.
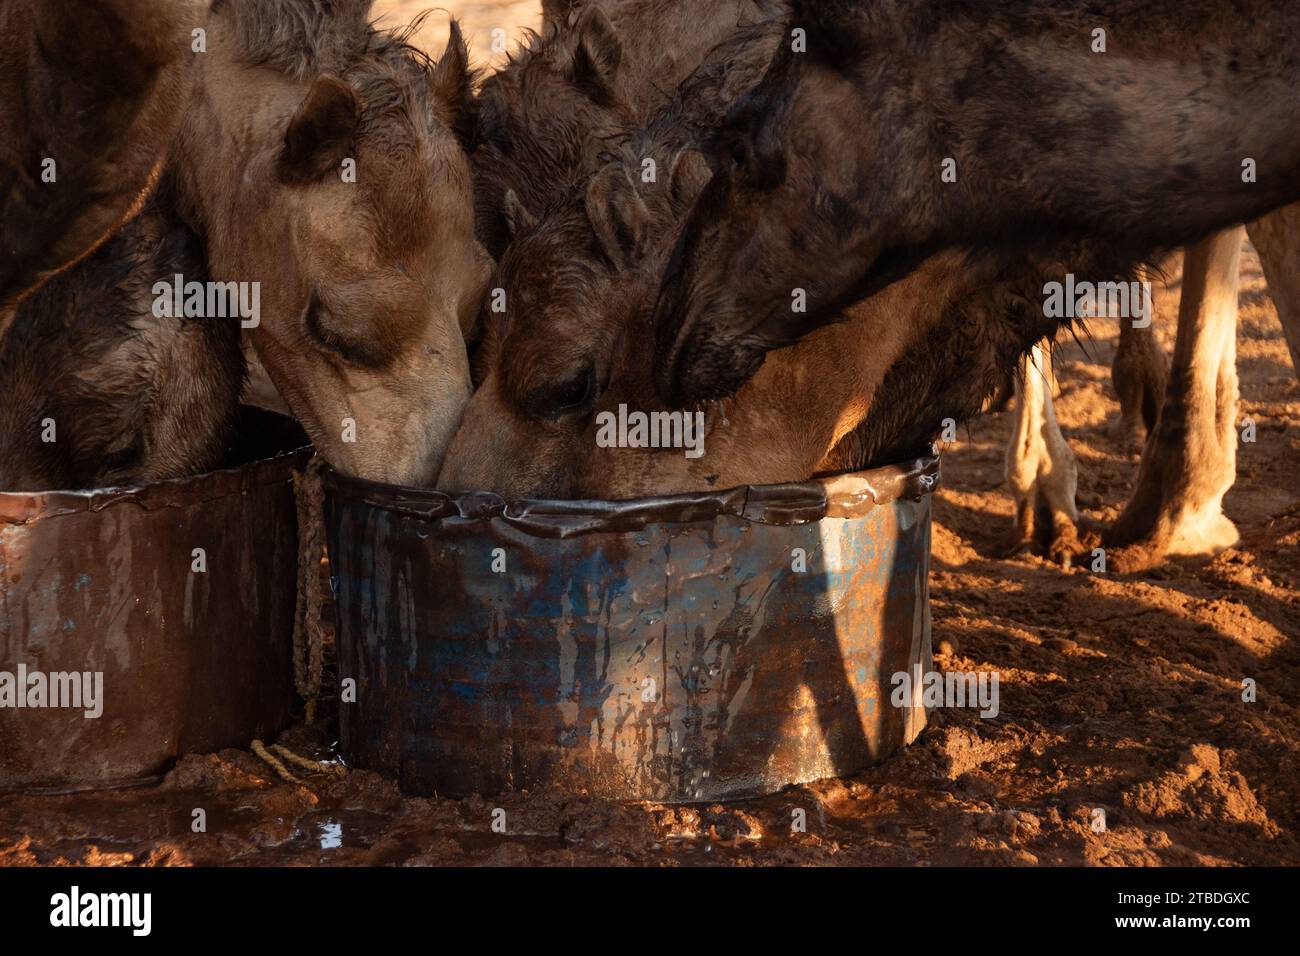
[172,20,304,277]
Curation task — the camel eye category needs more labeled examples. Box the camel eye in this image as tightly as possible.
[532,365,597,420]
[554,366,595,410]
[304,294,392,369]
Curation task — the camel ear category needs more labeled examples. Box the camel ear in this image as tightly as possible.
[669,150,713,208]
[503,189,538,237]
[279,75,360,184]
[586,165,648,270]
[571,6,622,104]
[432,20,475,144]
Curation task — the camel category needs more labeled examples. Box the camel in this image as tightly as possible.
[636,0,1300,560]
[441,190,1038,498]
[293,0,770,457]
[1252,207,1300,376]
[1004,342,1082,565]
[167,0,489,485]
[0,181,242,491]
[0,0,204,320]
[443,0,1300,527]
[443,18,782,495]
[651,0,1300,409]
[440,15,1057,498]
[2,0,487,489]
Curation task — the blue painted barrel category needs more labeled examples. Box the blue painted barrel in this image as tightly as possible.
[325,454,939,802]
[0,408,308,792]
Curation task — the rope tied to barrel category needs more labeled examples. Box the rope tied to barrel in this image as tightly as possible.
[292,454,327,723]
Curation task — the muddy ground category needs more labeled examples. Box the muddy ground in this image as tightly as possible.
[1,2,1297,867]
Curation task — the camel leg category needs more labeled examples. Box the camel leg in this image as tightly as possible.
[1245,203,1300,378]
[1112,312,1168,448]
[1005,342,1082,566]
[1106,226,1244,565]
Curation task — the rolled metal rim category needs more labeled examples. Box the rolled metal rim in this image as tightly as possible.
[323,450,941,534]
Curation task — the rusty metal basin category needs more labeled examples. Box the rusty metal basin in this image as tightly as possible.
[325,453,939,803]
[0,407,309,792]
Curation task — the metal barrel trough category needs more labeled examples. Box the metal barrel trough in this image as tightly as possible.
[0,407,309,792]
[326,453,940,803]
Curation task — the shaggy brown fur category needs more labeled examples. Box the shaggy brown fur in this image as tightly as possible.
[472,0,781,260]
[217,0,373,76]
[171,0,488,485]
[444,9,1128,499]
[652,0,1300,408]
[441,19,857,497]
[0,0,203,320]
[0,184,242,491]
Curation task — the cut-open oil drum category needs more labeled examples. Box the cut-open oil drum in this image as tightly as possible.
[325,453,939,802]
[0,407,309,792]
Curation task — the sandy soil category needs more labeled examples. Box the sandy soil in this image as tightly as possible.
[1,1,1297,867]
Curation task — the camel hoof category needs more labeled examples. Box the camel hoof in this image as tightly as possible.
[1048,538,1075,568]
[1166,512,1241,557]
[1107,512,1240,569]
[1046,523,1097,569]
[1103,542,1167,574]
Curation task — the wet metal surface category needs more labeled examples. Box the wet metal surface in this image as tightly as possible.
[0,408,309,792]
[326,454,939,802]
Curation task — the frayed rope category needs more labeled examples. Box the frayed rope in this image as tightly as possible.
[292,454,327,723]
